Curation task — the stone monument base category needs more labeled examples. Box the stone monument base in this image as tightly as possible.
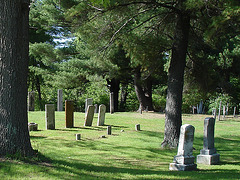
[197,153,220,165]
[169,163,197,171]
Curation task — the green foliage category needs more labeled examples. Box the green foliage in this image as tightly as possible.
[208,93,235,114]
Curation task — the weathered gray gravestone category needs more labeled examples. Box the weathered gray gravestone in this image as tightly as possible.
[110,92,114,114]
[169,124,197,171]
[233,107,236,117]
[65,100,74,128]
[45,104,55,130]
[85,98,93,113]
[97,104,106,126]
[212,108,217,120]
[197,117,220,165]
[218,101,222,121]
[57,89,63,111]
[28,91,35,111]
[223,105,226,119]
[94,104,98,113]
[84,105,95,126]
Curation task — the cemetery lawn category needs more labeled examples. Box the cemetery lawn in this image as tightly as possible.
[0,112,240,179]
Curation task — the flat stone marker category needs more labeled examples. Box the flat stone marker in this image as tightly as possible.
[197,117,220,165]
[76,134,81,140]
[84,105,95,126]
[110,92,114,114]
[28,123,38,131]
[97,104,106,126]
[65,100,74,128]
[107,126,112,135]
[135,124,140,131]
[45,104,55,130]
[169,124,197,171]
[28,91,35,111]
[85,98,93,113]
[57,89,63,111]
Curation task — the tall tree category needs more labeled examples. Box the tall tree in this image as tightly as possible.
[0,0,34,156]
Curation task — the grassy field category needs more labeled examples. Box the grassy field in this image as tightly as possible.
[0,112,239,179]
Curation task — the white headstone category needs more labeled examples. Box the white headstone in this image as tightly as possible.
[169,124,197,171]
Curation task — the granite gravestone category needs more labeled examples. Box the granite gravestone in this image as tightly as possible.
[45,104,55,130]
[85,98,93,113]
[84,105,95,126]
[97,104,106,126]
[197,117,220,165]
[57,89,63,111]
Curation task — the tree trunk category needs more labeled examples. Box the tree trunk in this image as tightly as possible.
[161,12,190,148]
[134,67,154,111]
[107,78,120,112]
[119,83,128,111]
[36,76,44,111]
[0,0,34,156]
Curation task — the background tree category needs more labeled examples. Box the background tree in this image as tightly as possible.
[0,0,34,156]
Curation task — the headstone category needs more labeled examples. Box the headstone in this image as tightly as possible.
[212,108,217,120]
[223,106,226,119]
[169,124,197,171]
[45,104,55,130]
[110,92,114,114]
[107,126,112,135]
[218,101,222,121]
[28,91,35,111]
[192,106,197,114]
[65,100,74,128]
[84,105,95,126]
[76,134,81,140]
[197,117,220,165]
[97,104,106,126]
[94,104,98,113]
[85,98,93,113]
[57,89,63,111]
[28,122,38,131]
[135,124,140,131]
[233,107,236,117]
[226,103,229,115]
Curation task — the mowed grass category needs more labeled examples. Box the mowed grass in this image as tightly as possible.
[0,112,239,179]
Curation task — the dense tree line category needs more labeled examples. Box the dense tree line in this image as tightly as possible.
[27,0,240,148]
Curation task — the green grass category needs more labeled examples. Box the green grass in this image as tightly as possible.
[0,112,239,179]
